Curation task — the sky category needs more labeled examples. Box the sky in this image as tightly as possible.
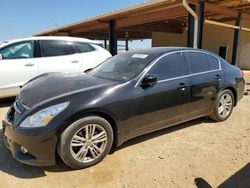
[0,0,152,49]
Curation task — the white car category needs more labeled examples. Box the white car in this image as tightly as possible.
[0,36,111,98]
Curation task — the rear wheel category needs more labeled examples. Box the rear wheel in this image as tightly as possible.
[58,116,113,169]
[209,89,234,122]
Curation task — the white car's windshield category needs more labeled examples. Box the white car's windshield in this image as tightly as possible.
[89,52,158,82]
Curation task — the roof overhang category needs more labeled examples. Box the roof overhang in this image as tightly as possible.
[35,0,250,40]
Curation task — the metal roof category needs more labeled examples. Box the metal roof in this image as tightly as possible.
[35,0,250,40]
[35,0,169,36]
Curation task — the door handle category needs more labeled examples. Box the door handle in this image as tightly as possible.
[214,74,221,80]
[71,60,79,63]
[177,82,187,91]
[25,63,34,67]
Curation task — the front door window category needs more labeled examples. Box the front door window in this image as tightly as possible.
[0,41,34,60]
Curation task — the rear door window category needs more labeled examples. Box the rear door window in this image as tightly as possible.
[39,40,74,57]
[185,52,211,74]
[207,54,220,70]
[72,42,95,53]
[149,52,188,80]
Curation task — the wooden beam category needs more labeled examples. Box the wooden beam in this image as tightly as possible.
[53,32,70,36]
[71,31,152,40]
[205,2,250,20]
[99,0,183,22]
[117,5,187,28]
[205,19,240,29]
[189,0,250,20]
[71,5,186,34]
[120,24,183,33]
[116,1,182,18]
[71,22,108,33]
[205,3,238,18]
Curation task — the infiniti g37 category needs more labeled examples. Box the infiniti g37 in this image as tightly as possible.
[2,48,245,169]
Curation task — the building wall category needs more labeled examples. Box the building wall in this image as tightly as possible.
[152,32,187,47]
[152,21,250,69]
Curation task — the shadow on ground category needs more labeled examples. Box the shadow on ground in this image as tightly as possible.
[194,163,250,188]
[0,115,214,179]
[0,128,46,178]
[117,117,214,150]
[0,128,74,179]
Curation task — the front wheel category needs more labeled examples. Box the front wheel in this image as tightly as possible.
[209,89,234,122]
[58,116,114,169]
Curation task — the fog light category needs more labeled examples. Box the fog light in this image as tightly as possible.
[21,146,28,154]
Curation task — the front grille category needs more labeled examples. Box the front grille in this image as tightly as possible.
[6,106,15,122]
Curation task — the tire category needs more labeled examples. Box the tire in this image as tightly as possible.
[209,89,234,122]
[58,116,113,169]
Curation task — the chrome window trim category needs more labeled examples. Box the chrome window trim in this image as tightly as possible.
[135,50,221,87]
[158,69,221,83]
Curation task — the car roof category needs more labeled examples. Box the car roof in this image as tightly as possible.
[130,47,211,54]
[124,47,215,57]
[0,36,102,48]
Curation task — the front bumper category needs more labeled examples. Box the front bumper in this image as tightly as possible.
[2,120,57,166]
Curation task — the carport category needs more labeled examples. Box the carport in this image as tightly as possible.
[35,0,250,67]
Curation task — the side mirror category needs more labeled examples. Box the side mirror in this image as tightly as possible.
[0,54,3,60]
[140,75,158,89]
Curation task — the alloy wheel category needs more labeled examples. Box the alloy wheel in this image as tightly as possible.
[70,124,108,163]
[218,93,233,119]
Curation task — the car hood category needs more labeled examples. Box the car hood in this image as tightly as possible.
[20,72,118,108]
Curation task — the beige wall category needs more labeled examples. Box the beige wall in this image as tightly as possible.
[152,20,250,69]
[152,31,187,47]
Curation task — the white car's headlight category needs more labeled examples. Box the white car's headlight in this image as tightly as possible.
[20,102,70,128]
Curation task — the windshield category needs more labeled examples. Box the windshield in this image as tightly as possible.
[89,52,157,81]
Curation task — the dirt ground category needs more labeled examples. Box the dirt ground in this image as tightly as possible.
[0,95,250,188]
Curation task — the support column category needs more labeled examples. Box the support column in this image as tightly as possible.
[125,39,129,51]
[198,0,205,49]
[109,20,117,56]
[232,12,242,66]
[187,4,196,48]
[104,39,107,49]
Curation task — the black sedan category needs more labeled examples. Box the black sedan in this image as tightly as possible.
[2,48,245,169]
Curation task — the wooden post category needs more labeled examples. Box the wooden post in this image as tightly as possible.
[232,12,242,66]
[109,20,117,55]
[187,4,196,47]
[198,0,205,49]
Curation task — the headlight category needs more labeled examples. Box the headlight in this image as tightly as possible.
[20,102,70,128]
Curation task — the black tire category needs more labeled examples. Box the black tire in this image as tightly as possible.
[58,116,113,169]
[209,89,234,122]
